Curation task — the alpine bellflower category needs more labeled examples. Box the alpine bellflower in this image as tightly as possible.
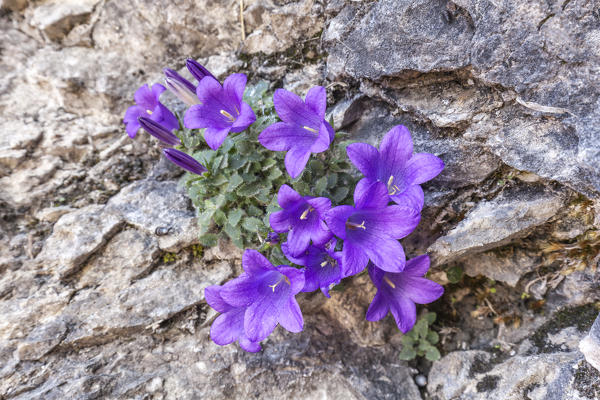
[138,117,181,146]
[186,58,216,83]
[346,125,445,211]
[325,180,420,277]
[184,74,256,150]
[162,148,207,175]
[269,184,332,257]
[217,250,305,343]
[258,87,335,178]
[205,285,261,352]
[366,255,444,333]
[164,68,200,106]
[123,83,179,138]
[282,238,342,298]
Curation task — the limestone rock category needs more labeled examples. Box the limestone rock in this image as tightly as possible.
[580,313,600,371]
[29,0,99,41]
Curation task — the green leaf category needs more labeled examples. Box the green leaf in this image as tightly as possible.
[425,346,441,361]
[327,173,338,188]
[446,265,463,283]
[414,318,428,339]
[228,209,243,227]
[262,158,277,170]
[314,176,328,195]
[237,184,260,197]
[267,168,283,181]
[226,174,244,192]
[424,312,437,325]
[199,233,218,247]
[401,335,415,346]
[213,210,226,226]
[426,331,439,345]
[398,346,417,361]
[224,223,243,248]
[332,187,349,202]
[242,217,263,232]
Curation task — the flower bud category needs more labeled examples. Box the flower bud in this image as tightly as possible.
[163,148,207,175]
[138,117,181,146]
[186,59,216,83]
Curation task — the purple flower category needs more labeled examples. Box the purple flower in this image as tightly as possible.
[366,255,443,333]
[123,83,179,138]
[164,68,200,106]
[186,58,216,83]
[205,285,261,352]
[258,87,334,178]
[324,180,420,277]
[184,74,256,150]
[266,232,280,245]
[282,238,342,298]
[346,125,444,211]
[138,117,181,146]
[162,148,207,175]
[218,250,305,342]
[269,184,332,257]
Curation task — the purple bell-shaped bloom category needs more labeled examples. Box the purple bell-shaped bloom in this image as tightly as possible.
[164,68,200,106]
[186,58,216,83]
[162,148,207,175]
[138,117,181,146]
[123,83,179,138]
[184,74,256,150]
[218,250,305,343]
[325,180,420,277]
[366,255,444,333]
[258,87,334,178]
[269,184,332,257]
[346,125,444,211]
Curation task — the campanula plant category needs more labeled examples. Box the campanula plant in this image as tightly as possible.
[123,59,446,356]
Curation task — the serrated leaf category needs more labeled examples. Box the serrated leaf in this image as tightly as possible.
[242,217,262,232]
[401,335,415,346]
[398,346,417,361]
[426,331,439,345]
[237,184,260,197]
[210,174,228,186]
[424,312,437,325]
[247,205,262,217]
[226,174,244,192]
[293,181,310,195]
[228,209,243,227]
[332,186,349,203]
[199,233,218,247]
[267,168,283,181]
[262,158,277,170]
[425,347,441,361]
[224,223,243,248]
[414,318,428,339]
[327,173,338,188]
[213,210,226,226]
[314,176,328,195]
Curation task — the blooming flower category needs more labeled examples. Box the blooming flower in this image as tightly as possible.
[162,148,207,175]
[325,180,420,277]
[184,74,256,150]
[205,285,261,352]
[266,232,280,245]
[218,249,305,342]
[269,184,332,257]
[366,255,444,333]
[164,68,200,106]
[258,87,334,178]
[346,125,444,211]
[282,238,342,298]
[138,117,181,146]
[186,58,216,83]
[123,83,179,138]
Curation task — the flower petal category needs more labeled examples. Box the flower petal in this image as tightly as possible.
[286,223,313,257]
[269,210,291,233]
[366,292,390,322]
[273,88,320,128]
[278,297,304,333]
[403,277,444,304]
[363,205,421,239]
[379,125,413,177]
[204,285,231,313]
[404,153,445,185]
[154,104,179,132]
[346,142,380,179]
[134,84,157,110]
[309,121,332,153]
[210,308,244,346]
[230,101,256,133]
[278,266,305,294]
[242,249,274,275]
[304,86,326,118]
[404,255,430,277]
[151,83,166,99]
[238,337,262,352]
[354,180,389,210]
[306,197,331,216]
[324,205,354,239]
[204,127,231,150]
[389,295,417,333]
[390,184,424,212]
[220,276,260,307]
[284,147,311,179]
[243,296,280,342]
[367,263,385,286]
[277,184,303,209]
[223,73,247,106]
[341,240,369,277]
[360,236,406,273]
[258,122,314,151]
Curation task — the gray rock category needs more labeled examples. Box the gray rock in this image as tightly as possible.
[462,248,539,287]
[579,313,600,372]
[29,0,99,41]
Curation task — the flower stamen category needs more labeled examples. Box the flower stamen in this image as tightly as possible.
[303,125,318,133]
[268,275,291,292]
[299,207,315,220]
[146,109,153,115]
[384,276,396,289]
[346,220,366,230]
[220,109,235,122]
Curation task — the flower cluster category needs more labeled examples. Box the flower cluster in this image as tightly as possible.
[124,61,445,352]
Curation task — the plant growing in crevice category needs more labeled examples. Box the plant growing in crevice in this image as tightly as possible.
[399,312,441,361]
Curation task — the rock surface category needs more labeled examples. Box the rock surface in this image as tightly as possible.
[1,0,599,399]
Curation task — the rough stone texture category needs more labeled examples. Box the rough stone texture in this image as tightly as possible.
[1,0,600,399]
[580,314,600,372]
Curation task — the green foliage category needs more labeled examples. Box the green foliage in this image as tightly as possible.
[399,312,442,362]
[176,80,359,251]
[446,265,463,284]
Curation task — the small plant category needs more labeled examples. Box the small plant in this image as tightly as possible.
[399,312,441,361]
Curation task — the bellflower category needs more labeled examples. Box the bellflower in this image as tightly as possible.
[164,68,200,106]
[346,125,444,211]
[123,83,179,138]
[218,250,305,343]
[162,148,207,175]
[184,74,256,150]
[324,180,420,277]
[138,117,181,146]
[269,184,332,257]
[366,255,444,333]
[186,58,216,83]
[205,285,261,352]
[258,87,334,178]
[282,238,342,298]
